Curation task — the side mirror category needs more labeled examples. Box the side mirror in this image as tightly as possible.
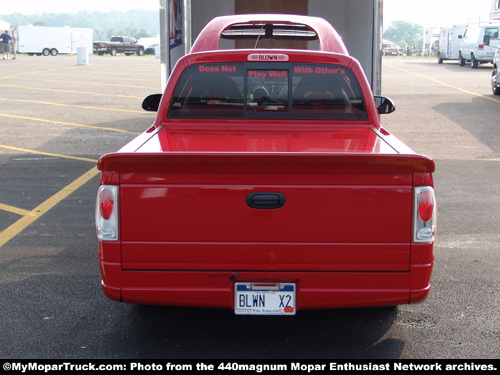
[374,96,396,114]
[142,94,162,112]
[483,34,491,46]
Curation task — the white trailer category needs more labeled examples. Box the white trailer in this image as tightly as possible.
[438,24,467,63]
[0,20,10,31]
[16,25,93,56]
[491,0,500,19]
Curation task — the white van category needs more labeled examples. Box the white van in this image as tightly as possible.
[458,22,500,68]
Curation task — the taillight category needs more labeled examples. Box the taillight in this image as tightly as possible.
[478,44,484,50]
[414,186,436,242]
[96,185,119,241]
[99,189,114,220]
[418,189,434,222]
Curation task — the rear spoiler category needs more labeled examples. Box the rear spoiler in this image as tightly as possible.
[98,152,435,175]
[190,14,349,55]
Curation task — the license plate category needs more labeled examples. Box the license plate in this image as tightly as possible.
[234,282,296,315]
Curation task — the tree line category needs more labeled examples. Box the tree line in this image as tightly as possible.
[0,9,159,40]
[1,11,422,47]
[384,20,424,48]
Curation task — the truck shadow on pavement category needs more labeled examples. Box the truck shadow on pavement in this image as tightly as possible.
[433,96,500,155]
[105,304,403,359]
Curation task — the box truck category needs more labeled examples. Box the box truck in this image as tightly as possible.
[438,24,467,63]
[16,25,93,56]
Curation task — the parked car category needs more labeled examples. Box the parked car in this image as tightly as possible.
[491,48,500,95]
[459,22,500,68]
[137,37,159,55]
[382,39,404,56]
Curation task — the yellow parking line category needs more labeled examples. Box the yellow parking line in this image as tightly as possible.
[0,67,77,79]
[386,64,500,104]
[0,97,147,114]
[42,72,159,83]
[0,113,137,134]
[0,144,99,163]
[0,83,143,99]
[0,203,32,216]
[0,166,100,248]
[10,77,158,90]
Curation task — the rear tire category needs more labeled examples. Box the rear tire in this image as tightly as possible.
[42,48,50,56]
[110,48,117,56]
[493,69,500,95]
[471,54,479,69]
[458,52,465,66]
[50,48,58,56]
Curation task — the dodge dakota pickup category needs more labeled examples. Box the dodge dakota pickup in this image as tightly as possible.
[93,36,144,56]
[96,15,436,315]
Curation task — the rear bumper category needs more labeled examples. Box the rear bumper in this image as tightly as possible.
[99,262,433,310]
[463,51,494,63]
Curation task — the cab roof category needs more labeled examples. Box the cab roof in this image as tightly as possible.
[190,14,348,55]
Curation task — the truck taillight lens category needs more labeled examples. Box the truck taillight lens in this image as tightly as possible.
[96,185,118,241]
[414,186,436,243]
[99,189,114,219]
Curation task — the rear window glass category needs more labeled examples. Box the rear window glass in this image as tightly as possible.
[168,63,367,120]
[485,27,499,39]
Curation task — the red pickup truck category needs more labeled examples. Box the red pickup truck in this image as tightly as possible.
[93,36,144,56]
[96,15,436,315]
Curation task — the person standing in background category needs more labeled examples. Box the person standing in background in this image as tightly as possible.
[11,29,17,59]
[1,30,12,60]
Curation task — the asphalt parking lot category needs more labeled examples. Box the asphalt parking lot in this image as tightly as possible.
[0,54,499,359]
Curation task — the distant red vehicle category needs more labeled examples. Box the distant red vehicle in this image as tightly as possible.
[96,14,436,315]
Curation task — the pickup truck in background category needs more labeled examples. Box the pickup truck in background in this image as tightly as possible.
[93,36,144,56]
[96,15,437,315]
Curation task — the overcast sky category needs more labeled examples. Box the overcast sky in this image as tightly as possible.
[383,0,494,28]
[0,0,159,15]
[0,0,497,28]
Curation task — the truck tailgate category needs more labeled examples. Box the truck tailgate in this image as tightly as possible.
[99,152,434,273]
